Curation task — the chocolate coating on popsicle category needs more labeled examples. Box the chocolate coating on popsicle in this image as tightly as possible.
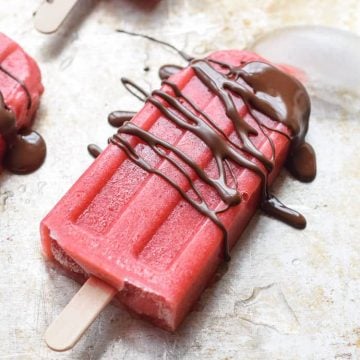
[229,61,316,181]
[109,58,315,259]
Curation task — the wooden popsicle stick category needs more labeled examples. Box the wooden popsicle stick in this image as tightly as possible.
[45,276,118,351]
[34,0,79,34]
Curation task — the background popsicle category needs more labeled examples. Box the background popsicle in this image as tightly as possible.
[0,33,45,174]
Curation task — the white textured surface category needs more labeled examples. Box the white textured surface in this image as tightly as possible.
[0,1,360,359]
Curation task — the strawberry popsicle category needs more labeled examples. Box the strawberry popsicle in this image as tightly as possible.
[41,49,315,340]
[0,33,45,174]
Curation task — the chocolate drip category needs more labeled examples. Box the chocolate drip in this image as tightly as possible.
[159,65,184,80]
[107,58,315,259]
[261,195,306,229]
[116,29,193,62]
[108,111,136,127]
[0,91,46,175]
[222,60,316,181]
[87,144,102,159]
[191,61,274,172]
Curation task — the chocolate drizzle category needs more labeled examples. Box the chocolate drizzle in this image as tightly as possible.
[0,64,32,110]
[107,58,315,259]
[84,31,317,259]
[116,29,193,62]
[0,66,46,175]
[121,78,149,102]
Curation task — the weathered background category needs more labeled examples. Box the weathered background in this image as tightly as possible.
[1,1,359,359]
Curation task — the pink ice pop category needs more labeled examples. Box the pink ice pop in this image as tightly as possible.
[0,33,45,174]
[41,49,315,341]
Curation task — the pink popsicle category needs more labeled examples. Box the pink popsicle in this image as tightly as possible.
[0,33,44,173]
[41,49,312,332]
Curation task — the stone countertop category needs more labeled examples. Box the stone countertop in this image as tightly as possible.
[1,1,359,359]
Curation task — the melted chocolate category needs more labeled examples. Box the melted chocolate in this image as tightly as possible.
[108,111,136,127]
[91,30,316,258]
[109,58,315,259]
[4,128,46,174]
[87,144,102,159]
[286,142,316,182]
[261,195,306,229]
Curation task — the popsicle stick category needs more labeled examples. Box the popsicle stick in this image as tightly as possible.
[34,0,79,34]
[45,276,118,351]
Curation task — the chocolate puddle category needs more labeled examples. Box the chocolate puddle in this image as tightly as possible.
[4,128,46,174]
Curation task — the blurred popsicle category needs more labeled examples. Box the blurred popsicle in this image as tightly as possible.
[34,0,79,34]
[0,33,45,174]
